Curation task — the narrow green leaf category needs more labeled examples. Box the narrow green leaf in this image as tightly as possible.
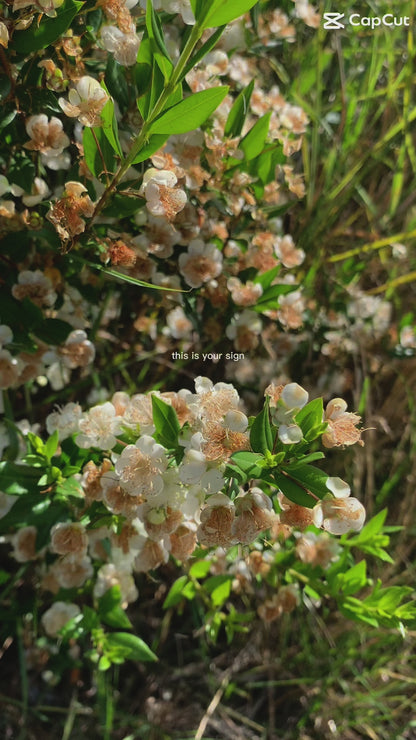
[295,399,324,438]
[250,398,273,454]
[100,97,123,157]
[163,575,189,608]
[146,0,173,79]
[131,134,169,164]
[98,586,132,629]
[150,86,229,135]
[44,431,59,461]
[77,258,185,292]
[106,632,158,662]
[151,395,180,447]
[240,112,271,161]
[183,25,226,78]
[83,126,116,179]
[197,0,259,29]
[274,472,317,509]
[138,58,166,120]
[105,54,130,110]
[282,465,329,500]
[253,265,280,289]
[252,283,298,312]
[224,80,254,137]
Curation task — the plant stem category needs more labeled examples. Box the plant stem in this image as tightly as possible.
[90,22,203,224]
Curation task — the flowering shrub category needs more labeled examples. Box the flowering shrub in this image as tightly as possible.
[0,1,415,724]
[1,379,415,671]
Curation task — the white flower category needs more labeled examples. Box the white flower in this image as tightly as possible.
[115,435,168,498]
[326,477,351,498]
[0,21,9,47]
[46,402,83,440]
[59,76,109,127]
[223,410,248,433]
[0,491,16,518]
[319,479,366,535]
[141,168,187,220]
[0,175,10,196]
[101,25,141,66]
[179,449,207,484]
[0,325,13,347]
[0,349,19,389]
[12,269,57,308]
[25,114,70,156]
[278,423,303,444]
[179,239,223,288]
[41,601,80,637]
[165,306,193,339]
[76,402,122,449]
[94,563,138,607]
[280,383,309,410]
[22,177,50,207]
[60,329,95,369]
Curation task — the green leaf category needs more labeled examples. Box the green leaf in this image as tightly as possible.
[151,395,180,448]
[0,75,11,102]
[254,265,280,289]
[98,586,133,629]
[106,632,157,662]
[254,144,285,185]
[77,258,184,292]
[252,283,298,313]
[195,0,259,29]
[224,80,254,137]
[100,97,123,157]
[250,398,273,454]
[282,465,329,500]
[44,431,59,461]
[274,472,317,509]
[0,106,17,132]
[105,55,130,110]
[83,126,116,180]
[0,461,41,496]
[183,26,226,79]
[32,318,73,345]
[7,154,36,191]
[56,477,84,499]
[189,560,211,579]
[334,560,367,596]
[344,509,387,543]
[10,0,83,55]
[150,87,229,135]
[137,48,166,120]
[229,451,264,479]
[285,452,325,469]
[131,134,169,164]
[146,0,173,79]
[295,398,325,440]
[163,575,190,608]
[239,112,271,160]
[211,578,232,608]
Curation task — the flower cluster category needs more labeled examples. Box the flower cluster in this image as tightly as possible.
[0,378,366,641]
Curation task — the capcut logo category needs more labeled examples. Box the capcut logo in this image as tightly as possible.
[323,12,345,29]
[323,12,411,31]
